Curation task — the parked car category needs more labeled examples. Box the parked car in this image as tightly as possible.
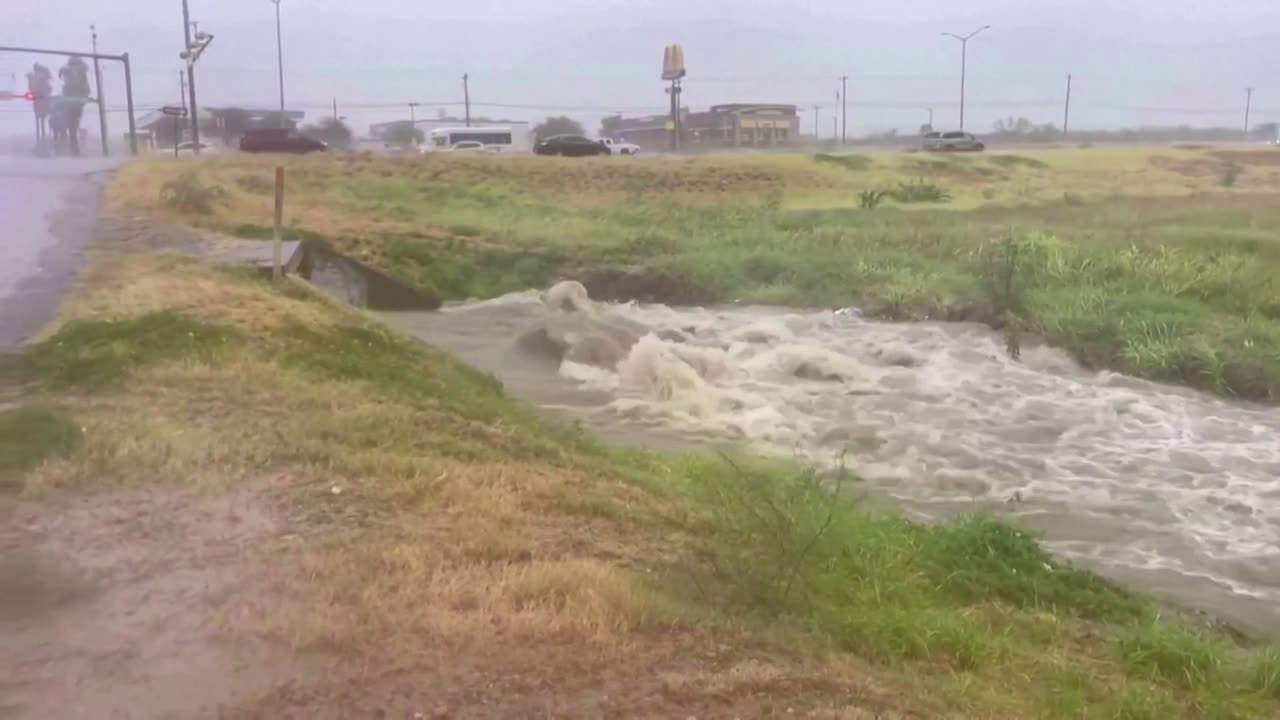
[445,140,497,153]
[922,130,985,152]
[600,137,641,156]
[533,135,609,157]
[239,128,328,154]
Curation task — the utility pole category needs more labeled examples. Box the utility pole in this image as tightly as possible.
[812,105,821,139]
[834,90,840,139]
[462,73,471,127]
[927,107,934,129]
[178,70,187,150]
[1244,87,1254,140]
[943,24,991,131]
[1063,73,1072,136]
[332,98,338,122]
[271,0,285,126]
[90,25,108,156]
[181,0,199,152]
[840,75,848,144]
[408,101,419,126]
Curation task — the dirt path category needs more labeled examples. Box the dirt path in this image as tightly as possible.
[0,486,296,719]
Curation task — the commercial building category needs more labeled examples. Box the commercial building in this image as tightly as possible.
[604,103,799,152]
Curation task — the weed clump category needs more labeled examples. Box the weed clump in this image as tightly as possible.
[234,173,274,194]
[813,153,873,172]
[1219,161,1243,188]
[858,189,886,209]
[681,455,1143,666]
[0,406,81,480]
[888,177,951,203]
[31,310,240,388]
[159,172,227,214]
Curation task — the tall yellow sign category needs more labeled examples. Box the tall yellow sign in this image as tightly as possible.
[662,44,686,81]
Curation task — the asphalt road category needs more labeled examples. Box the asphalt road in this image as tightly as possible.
[0,154,118,347]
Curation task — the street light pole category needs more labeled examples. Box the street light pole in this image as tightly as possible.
[90,25,109,156]
[942,24,991,131]
[271,0,285,126]
[181,0,199,152]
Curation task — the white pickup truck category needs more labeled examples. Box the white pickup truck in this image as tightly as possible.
[600,137,641,156]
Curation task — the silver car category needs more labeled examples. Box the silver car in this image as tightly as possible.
[922,130,985,152]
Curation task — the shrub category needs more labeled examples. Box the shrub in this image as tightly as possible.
[813,153,873,172]
[30,311,240,388]
[234,173,274,194]
[888,177,951,203]
[0,406,81,478]
[859,189,886,209]
[1219,161,1243,188]
[159,172,227,214]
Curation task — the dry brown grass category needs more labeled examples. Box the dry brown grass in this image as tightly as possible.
[11,248,925,717]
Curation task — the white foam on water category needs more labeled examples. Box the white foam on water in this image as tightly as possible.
[381,285,1280,622]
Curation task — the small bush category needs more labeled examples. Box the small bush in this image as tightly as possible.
[1253,649,1280,699]
[30,311,240,388]
[1063,191,1086,206]
[1219,161,1243,188]
[159,172,227,214]
[1116,620,1225,688]
[234,173,274,194]
[0,406,81,478]
[813,153,873,172]
[888,177,951,203]
[858,189,886,209]
[988,154,1048,169]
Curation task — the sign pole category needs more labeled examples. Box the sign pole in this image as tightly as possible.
[272,165,285,282]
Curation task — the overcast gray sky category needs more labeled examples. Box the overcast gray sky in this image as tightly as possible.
[4,0,1278,138]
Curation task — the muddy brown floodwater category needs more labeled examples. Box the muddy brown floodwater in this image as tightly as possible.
[382,281,1280,636]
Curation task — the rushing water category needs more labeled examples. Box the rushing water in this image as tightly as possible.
[381,281,1280,634]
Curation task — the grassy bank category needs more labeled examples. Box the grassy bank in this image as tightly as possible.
[5,248,1279,717]
[111,146,1280,401]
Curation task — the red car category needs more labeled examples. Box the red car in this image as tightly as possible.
[239,128,327,154]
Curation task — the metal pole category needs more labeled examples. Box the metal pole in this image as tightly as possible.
[959,40,967,131]
[463,73,471,127]
[1244,87,1254,140]
[943,26,990,133]
[813,105,819,138]
[272,0,285,126]
[181,0,200,153]
[841,75,847,144]
[669,79,678,152]
[91,25,109,156]
[1063,74,1072,136]
[272,165,285,282]
[122,52,137,154]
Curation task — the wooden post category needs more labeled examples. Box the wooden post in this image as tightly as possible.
[272,165,285,282]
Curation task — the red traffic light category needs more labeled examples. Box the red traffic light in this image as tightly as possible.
[23,91,36,101]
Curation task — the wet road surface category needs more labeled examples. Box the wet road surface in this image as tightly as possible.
[0,155,118,346]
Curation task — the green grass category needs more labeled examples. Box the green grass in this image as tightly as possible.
[298,187,1280,401]
[0,406,81,483]
[656,453,1277,718]
[30,310,241,388]
[130,151,1280,403]
[30,254,1280,719]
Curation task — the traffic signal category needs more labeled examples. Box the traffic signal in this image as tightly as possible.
[23,91,35,101]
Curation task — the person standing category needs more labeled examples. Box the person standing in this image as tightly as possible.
[58,56,91,156]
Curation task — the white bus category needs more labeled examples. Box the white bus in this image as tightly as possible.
[426,126,528,152]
